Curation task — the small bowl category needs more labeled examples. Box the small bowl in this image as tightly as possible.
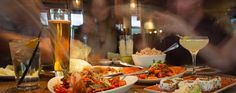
[99,59,113,65]
[113,60,121,65]
[132,54,166,68]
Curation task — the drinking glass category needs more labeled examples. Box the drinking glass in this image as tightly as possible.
[9,39,40,90]
[48,8,71,76]
[179,36,209,72]
[119,35,134,64]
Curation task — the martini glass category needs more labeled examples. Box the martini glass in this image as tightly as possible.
[179,36,209,73]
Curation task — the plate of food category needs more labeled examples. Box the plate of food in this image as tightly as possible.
[92,66,123,76]
[48,68,138,93]
[122,62,187,84]
[144,75,236,93]
[70,59,122,75]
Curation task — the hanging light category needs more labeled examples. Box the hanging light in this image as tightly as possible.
[159,30,163,33]
[130,0,137,9]
[154,30,157,34]
[144,20,155,30]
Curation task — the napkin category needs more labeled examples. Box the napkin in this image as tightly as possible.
[69,59,92,73]
[0,65,15,76]
[70,40,91,60]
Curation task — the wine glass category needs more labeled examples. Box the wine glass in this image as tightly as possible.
[179,36,209,72]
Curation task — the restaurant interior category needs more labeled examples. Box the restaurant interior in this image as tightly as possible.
[0,0,236,93]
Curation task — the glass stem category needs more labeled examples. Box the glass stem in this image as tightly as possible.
[192,53,197,67]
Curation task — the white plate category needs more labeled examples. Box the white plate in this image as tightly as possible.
[47,76,138,93]
[47,76,63,93]
[137,69,187,84]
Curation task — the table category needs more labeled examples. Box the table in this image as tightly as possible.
[1,74,236,93]
[0,78,49,93]
[0,77,150,93]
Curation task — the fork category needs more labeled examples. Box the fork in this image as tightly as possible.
[104,70,149,79]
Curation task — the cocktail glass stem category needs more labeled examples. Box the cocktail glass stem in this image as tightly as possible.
[191,53,197,73]
[192,53,197,66]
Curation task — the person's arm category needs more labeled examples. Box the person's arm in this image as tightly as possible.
[199,36,236,72]
[0,30,53,65]
[153,12,197,35]
[40,37,53,65]
[0,31,26,42]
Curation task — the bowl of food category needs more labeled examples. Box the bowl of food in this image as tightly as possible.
[132,48,166,68]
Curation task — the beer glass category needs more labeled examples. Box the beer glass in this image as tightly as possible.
[48,8,71,76]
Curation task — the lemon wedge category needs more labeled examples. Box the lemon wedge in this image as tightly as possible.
[182,36,190,40]
[26,38,39,48]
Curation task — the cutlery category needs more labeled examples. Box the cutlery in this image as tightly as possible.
[118,61,144,69]
[104,70,149,79]
[163,43,179,53]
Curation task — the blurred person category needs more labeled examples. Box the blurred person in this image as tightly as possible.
[74,0,119,64]
[199,6,236,72]
[197,37,236,73]
[151,4,236,74]
[0,0,53,67]
[158,0,231,66]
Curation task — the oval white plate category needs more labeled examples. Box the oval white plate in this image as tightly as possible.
[47,76,63,93]
[48,76,138,93]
